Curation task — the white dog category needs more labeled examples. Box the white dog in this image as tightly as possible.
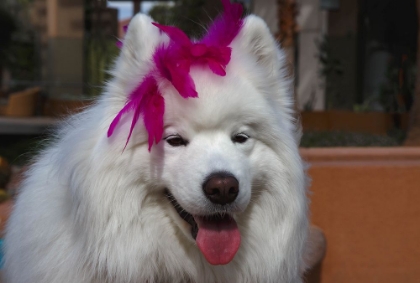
[4,2,308,282]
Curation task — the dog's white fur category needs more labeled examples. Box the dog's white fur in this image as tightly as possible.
[4,14,308,283]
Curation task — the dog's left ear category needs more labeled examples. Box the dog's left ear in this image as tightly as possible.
[110,14,167,96]
[233,15,300,139]
[233,15,283,78]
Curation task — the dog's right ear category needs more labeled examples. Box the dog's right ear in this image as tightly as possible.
[120,14,163,65]
[232,15,283,79]
[110,14,167,92]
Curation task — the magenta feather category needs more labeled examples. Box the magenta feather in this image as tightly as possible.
[152,23,191,46]
[201,0,243,47]
[107,101,133,137]
[143,93,165,150]
[108,0,244,150]
[108,76,163,150]
[153,43,198,98]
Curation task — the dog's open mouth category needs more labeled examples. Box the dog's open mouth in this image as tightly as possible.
[165,190,199,239]
[165,190,241,265]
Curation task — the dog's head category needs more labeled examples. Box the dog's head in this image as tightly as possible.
[103,6,302,267]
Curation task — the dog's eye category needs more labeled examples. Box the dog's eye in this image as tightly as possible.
[165,135,188,147]
[232,133,249,144]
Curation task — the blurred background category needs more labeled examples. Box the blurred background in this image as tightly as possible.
[0,0,419,282]
[1,0,420,158]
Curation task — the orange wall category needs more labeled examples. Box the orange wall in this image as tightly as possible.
[301,148,420,283]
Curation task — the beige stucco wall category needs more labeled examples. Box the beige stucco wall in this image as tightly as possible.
[302,147,420,283]
[252,0,326,110]
[296,0,327,110]
[252,0,279,35]
[45,0,84,99]
[47,0,84,38]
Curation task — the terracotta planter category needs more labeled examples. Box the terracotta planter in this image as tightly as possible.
[0,87,41,117]
[301,147,420,283]
[328,111,389,134]
[0,200,12,236]
[301,111,409,134]
[300,111,330,131]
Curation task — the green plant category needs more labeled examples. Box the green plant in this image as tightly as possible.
[0,135,47,166]
[303,89,317,111]
[300,131,402,147]
[8,38,38,82]
[379,54,415,113]
[0,8,16,45]
[0,1,39,83]
[85,37,119,97]
[148,1,248,38]
[353,95,377,112]
[0,7,17,67]
[317,36,344,110]
[149,0,207,38]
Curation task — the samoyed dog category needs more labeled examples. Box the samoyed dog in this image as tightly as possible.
[4,1,308,282]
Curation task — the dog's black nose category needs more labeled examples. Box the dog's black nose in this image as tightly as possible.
[202,173,239,205]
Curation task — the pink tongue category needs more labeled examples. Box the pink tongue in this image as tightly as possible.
[194,216,241,265]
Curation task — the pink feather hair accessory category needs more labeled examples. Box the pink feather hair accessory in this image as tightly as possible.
[108,0,243,150]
